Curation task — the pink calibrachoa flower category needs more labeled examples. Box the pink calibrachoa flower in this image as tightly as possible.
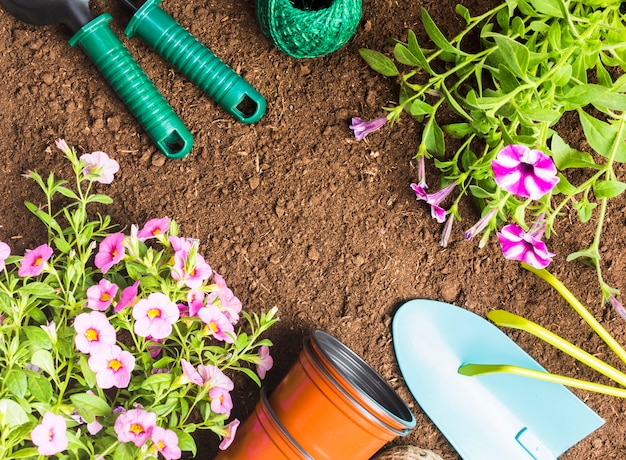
[255,345,274,380]
[80,151,119,184]
[86,278,119,311]
[0,241,10,272]
[198,304,235,343]
[198,364,234,391]
[168,235,195,253]
[171,251,213,289]
[88,344,136,389]
[114,409,157,447]
[497,223,555,269]
[137,217,171,241]
[18,244,53,277]
[55,138,72,155]
[95,232,125,273]
[133,292,180,340]
[74,311,117,353]
[349,116,388,141]
[152,426,182,460]
[410,182,456,223]
[31,412,68,456]
[115,280,140,312]
[180,358,203,385]
[491,144,559,200]
[207,273,242,323]
[219,419,240,450]
[209,386,233,416]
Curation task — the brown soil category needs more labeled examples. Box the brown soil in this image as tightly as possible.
[1,0,625,459]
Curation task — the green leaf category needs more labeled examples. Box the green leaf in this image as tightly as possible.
[70,393,112,423]
[10,448,40,458]
[455,4,471,22]
[53,236,72,254]
[31,349,55,376]
[527,0,563,17]
[141,373,174,392]
[393,44,421,67]
[593,180,626,199]
[5,371,27,398]
[18,282,56,298]
[469,185,492,199]
[407,99,434,117]
[573,199,597,223]
[177,430,198,456]
[554,173,575,195]
[566,247,597,263]
[421,8,463,56]
[55,186,79,200]
[550,134,599,170]
[497,64,520,93]
[23,326,52,349]
[407,30,434,74]
[442,123,473,138]
[113,441,136,460]
[422,118,445,158]
[79,354,97,388]
[552,64,572,87]
[490,34,529,78]
[564,84,610,108]
[358,49,399,77]
[0,399,30,427]
[578,110,626,161]
[27,373,53,403]
[87,194,113,205]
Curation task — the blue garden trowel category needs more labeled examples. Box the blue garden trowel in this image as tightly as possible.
[392,299,604,460]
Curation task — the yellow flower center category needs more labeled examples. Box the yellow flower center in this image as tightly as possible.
[130,423,145,435]
[108,359,122,371]
[100,293,111,302]
[85,328,99,342]
[34,256,43,267]
[209,322,219,333]
[148,308,161,319]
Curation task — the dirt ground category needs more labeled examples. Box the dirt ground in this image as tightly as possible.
[0,0,625,458]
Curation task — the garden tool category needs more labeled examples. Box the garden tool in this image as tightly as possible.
[1,0,193,159]
[392,299,604,460]
[119,0,266,124]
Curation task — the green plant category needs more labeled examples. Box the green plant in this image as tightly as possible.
[357,0,626,305]
[0,141,277,459]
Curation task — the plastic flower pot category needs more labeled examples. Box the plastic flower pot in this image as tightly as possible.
[215,388,312,460]
[268,330,416,459]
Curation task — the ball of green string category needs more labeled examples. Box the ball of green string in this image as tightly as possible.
[256,0,362,58]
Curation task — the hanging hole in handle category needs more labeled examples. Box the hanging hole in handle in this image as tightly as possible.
[236,95,260,118]
[160,131,192,159]
[290,0,334,10]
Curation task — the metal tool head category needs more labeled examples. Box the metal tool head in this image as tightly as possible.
[0,0,93,32]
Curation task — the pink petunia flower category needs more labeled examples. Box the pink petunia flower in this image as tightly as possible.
[255,345,274,380]
[497,223,555,269]
[74,311,117,354]
[88,344,136,389]
[95,233,125,274]
[137,217,171,241]
[207,273,242,324]
[209,386,233,416]
[410,182,456,223]
[80,151,119,184]
[491,144,559,200]
[198,364,234,391]
[18,244,53,277]
[349,116,388,141]
[151,426,182,460]
[115,280,140,312]
[133,292,180,340]
[0,241,10,272]
[114,409,156,447]
[86,279,119,311]
[218,419,240,450]
[198,305,235,343]
[464,208,498,245]
[31,412,69,456]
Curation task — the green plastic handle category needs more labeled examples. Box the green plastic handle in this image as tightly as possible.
[69,13,193,159]
[125,0,266,124]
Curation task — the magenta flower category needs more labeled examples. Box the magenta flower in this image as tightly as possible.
[168,235,195,252]
[497,223,555,269]
[171,251,213,289]
[349,116,388,140]
[80,151,119,184]
[115,280,140,312]
[152,426,182,460]
[219,419,240,450]
[491,144,559,200]
[198,364,234,391]
[86,278,119,311]
[137,217,171,241]
[207,273,242,323]
[31,413,68,456]
[114,409,156,447]
[133,292,180,340]
[74,311,117,354]
[180,358,203,385]
[95,233,125,273]
[198,305,235,343]
[410,182,456,223]
[18,244,53,277]
[88,344,136,389]
[255,345,273,380]
[0,241,10,272]
[464,208,498,242]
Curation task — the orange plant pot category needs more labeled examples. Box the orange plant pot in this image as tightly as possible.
[214,388,312,460]
[268,330,416,460]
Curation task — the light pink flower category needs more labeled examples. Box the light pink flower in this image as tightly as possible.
[171,251,212,289]
[86,279,119,311]
[31,413,68,456]
[88,344,135,389]
[255,345,273,380]
[18,244,53,277]
[168,235,195,252]
[610,295,626,320]
[114,409,156,447]
[0,241,10,272]
[410,183,456,223]
[198,305,235,343]
[133,292,180,340]
[219,419,240,450]
[55,138,72,155]
[349,116,388,140]
[80,151,119,184]
[497,223,555,269]
[207,273,242,323]
[137,217,171,241]
[198,364,234,391]
[95,233,125,273]
[464,208,498,243]
[88,418,103,435]
[491,144,559,200]
[115,280,140,312]
[152,426,182,460]
[209,386,233,416]
[74,311,116,354]
[180,358,203,385]
[440,216,454,248]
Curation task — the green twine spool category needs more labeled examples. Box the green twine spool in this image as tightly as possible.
[256,0,362,58]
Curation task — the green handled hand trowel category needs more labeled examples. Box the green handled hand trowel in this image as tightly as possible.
[0,0,193,159]
[119,0,267,124]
